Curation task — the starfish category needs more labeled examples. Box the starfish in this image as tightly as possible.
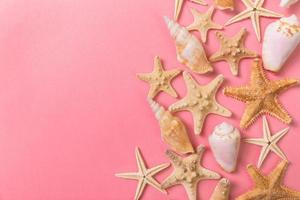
[115,147,170,200]
[237,160,300,200]
[225,0,283,41]
[169,71,232,135]
[244,116,289,168]
[224,58,299,129]
[174,0,207,21]
[137,56,181,99]
[186,6,223,43]
[162,145,221,200]
[209,178,231,200]
[210,28,257,76]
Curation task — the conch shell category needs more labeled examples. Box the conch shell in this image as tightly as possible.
[210,178,230,200]
[263,15,300,72]
[209,122,240,173]
[148,98,194,154]
[214,0,234,10]
[280,0,299,7]
[164,16,213,74]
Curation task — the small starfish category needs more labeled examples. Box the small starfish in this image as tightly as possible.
[224,58,299,129]
[210,28,257,76]
[174,0,207,21]
[244,116,289,168]
[186,6,223,43]
[169,71,232,135]
[162,145,221,200]
[237,160,300,200]
[225,0,283,41]
[137,56,181,99]
[115,147,170,200]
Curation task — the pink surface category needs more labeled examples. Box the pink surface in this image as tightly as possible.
[0,0,299,199]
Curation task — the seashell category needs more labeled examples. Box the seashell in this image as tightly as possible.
[214,0,234,10]
[210,178,230,200]
[280,0,299,7]
[148,98,194,154]
[209,122,240,173]
[262,15,300,72]
[164,16,213,74]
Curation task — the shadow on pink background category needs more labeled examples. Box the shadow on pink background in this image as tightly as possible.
[0,0,298,199]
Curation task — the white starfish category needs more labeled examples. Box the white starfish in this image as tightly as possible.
[225,0,282,41]
[174,0,207,21]
[115,147,170,200]
[244,116,289,168]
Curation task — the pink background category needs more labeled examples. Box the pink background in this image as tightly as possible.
[0,0,299,199]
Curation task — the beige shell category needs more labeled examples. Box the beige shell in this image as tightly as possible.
[210,178,230,200]
[214,0,234,10]
[164,16,213,74]
[148,98,194,154]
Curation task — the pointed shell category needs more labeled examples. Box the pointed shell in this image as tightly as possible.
[148,98,194,154]
[210,178,230,200]
[214,0,234,10]
[164,16,213,74]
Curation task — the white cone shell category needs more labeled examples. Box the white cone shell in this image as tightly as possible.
[209,122,240,173]
[262,15,300,72]
[280,0,299,7]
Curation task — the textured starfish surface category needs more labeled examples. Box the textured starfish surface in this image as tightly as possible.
[115,147,170,200]
[225,0,282,41]
[237,160,300,200]
[210,28,257,76]
[174,0,207,21]
[137,56,181,99]
[162,145,221,200]
[169,71,231,135]
[224,58,299,129]
[244,116,289,168]
[186,6,223,43]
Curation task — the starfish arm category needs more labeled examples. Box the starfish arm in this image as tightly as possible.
[137,73,152,82]
[163,85,179,98]
[271,127,289,144]
[280,186,300,199]
[200,167,221,180]
[262,116,272,140]
[168,97,191,112]
[206,74,224,95]
[145,176,167,194]
[270,144,287,161]
[225,9,252,26]
[250,59,267,86]
[147,85,160,98]
[235,28,247,42]
[240,100,263,129]
[257,145,271,168]
[209,50,225,62]
[271,79,299,94]
[257,7,283,18]
[228,60,240,76]
[153,56,164,72]
[263,98,292,124]
[242,0,255,7]
[250,13,261,42]
[183,182,198,200]
[115,172,141,180]
[210,21,223,31]
[254,0,265,7]
[246,164,268,187]
[161,173,180,189]
[183,71,200,92]
[147,163,170,176]
[224,86,257,102]
[135,148,147,174]
[242,48,258,58]
[196,144,205,158]
[210,102,232,117]
[244,138,266,146]
[166,149,182,167]
[200,29,209,43]
[166,68,182,79]
[192,110,206,135]
[236,189,266,200]
[190,0,208,5]
[134,179,147,200]
[269,160,288,188]
[174,0,184,21]
[215,31,228,44]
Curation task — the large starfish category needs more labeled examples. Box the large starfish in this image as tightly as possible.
[224,58,299,129]
[115,147,170,200]
[225,0,283,41]
[162,145,221,200]
[237,160,300,200]
[210,28,257,76]
[244,116,289,168]
[174,0,207,21]
[186,6,223,43]
[169,71,232,135]
[137,56,181,99]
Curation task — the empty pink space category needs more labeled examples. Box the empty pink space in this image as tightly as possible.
[0,0,298,199]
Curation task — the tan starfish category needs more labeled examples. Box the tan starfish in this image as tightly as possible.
[225,0,283,41]
[210,28,257,76]
[137,56,181,99]
[210,178,230,200]
[174,0,207,21]
[224,58,299,129]
[237,160,300,200]
[115,147,170,200]
[162,145,221,200]
[244,116,289,168]
[169,71,232,135]
[186,6,223,43]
